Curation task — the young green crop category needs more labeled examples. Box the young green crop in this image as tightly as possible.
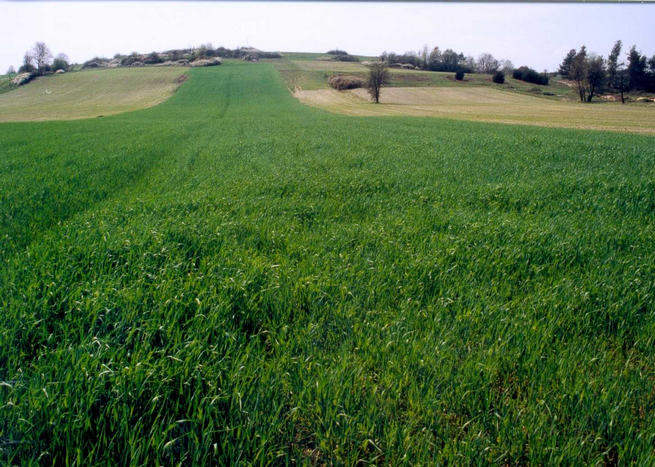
[1,62,654,465]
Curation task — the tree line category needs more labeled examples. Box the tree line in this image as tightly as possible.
[559,41,655,103]
[380,47,514,75]
[379,46,552,85]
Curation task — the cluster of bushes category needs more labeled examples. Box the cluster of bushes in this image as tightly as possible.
[381,51,424,69]
[77,46,278,71]
[328,74,366,90]
[189,57,222,67]
[512,66,549,85]
[215,47,281,60]
[327,50,359,62]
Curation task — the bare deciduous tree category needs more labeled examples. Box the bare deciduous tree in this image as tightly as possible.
[367,62,389,104]
[500,59,514,74]
[477,53,499,74]
[30,42,53,75]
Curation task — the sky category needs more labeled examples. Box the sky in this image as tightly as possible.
[1,2,654,73]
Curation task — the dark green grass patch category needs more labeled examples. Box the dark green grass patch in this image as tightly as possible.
[1,63,655,465]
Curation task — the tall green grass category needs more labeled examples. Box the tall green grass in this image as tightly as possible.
[1,62,654,464]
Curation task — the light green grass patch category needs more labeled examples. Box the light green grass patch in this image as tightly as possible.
[0,67,186,122]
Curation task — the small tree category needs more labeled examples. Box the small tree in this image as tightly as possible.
[455,70,465,80]
[6,65,16,75]
[500,59,514,74]
[558,49,577,78]
[570,46,588,102]
[367,62,389,104]
[52,53,69,72]
[492,70,505,84]
[615,68,629,104]
[627,45,647,90]
[607,41,629,103]
[585,55,605,102]
[19,53,36,74]
[607,41,621,88]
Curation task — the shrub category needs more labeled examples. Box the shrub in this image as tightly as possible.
[19,63,36,74]
[52,58,69,72]
[492,70,505,84]
[12,72,34,85]
[512,66,549,85]
[455,70,465,80]
[190,57,222,67]
[144,52,163,65]
[82,57,108,69]
[327,49,349,56]
[328,74,366,90]
[258,52,282,59]
[121,53,141,66]
[332,54,359,62]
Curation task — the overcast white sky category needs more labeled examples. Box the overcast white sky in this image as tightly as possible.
[1,2,654,73]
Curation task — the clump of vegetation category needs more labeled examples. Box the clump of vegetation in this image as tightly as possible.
[327,50,359,62]
[190,57,222,67]
[328,74,366,90]
[52,54,70,72]
[513,66,549,85]
[455,70,465,80]
[144,52,164,65]
[492,70,505,84]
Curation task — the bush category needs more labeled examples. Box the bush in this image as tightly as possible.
[144,52,163,65]
[52,58,69,72]
[82,57,108,69]
[190,58,222,67]
[19,63,36,74]
[512,66,549,85]
[327,49,349,56]
[492,70,505,84]
[328,74,366,90]
[455,70,465,80]
[331,54,359,62]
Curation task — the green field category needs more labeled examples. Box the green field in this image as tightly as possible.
[0,68,185,122]
[1,62,655,464]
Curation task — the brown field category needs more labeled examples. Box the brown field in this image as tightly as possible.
[294,86,655,133]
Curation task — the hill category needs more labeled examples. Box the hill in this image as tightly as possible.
[1,62,655,465]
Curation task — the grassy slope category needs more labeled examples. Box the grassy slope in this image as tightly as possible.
[279,57,577,99]
[0,68,186,122]
[0,75,14,95]
[1,63,655,465]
